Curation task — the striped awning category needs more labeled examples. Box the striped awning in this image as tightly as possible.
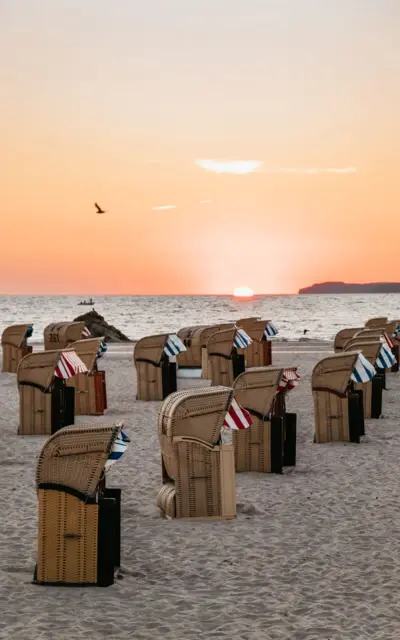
[164,334,187,357]
[54,351,88,379]
[351,353,376,383]
[264,322,279,339]
[393,325,400,338]
[104,428,130,471]
[97,340,107,359]
[376,343,397,369]
[223,398,252,430]
[81,326,91,338]
[234,328,252,349]
[277,369,301,392]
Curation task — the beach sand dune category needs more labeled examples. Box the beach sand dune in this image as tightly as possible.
[1,343,400,639]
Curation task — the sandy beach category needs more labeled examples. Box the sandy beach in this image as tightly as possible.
[1,340,400,640]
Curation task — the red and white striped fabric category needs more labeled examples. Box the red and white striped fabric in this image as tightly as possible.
[277,369,301,392]
[54,351,88,379]
[384,332,394,349]
[223,398,252,430]
[81,326,91,338]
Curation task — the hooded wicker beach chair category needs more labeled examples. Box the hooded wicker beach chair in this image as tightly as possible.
[365,317,388,328]
[17,350,88,435]
[354,326,399,374]
[44,322,86,350]
[198,323,235,378]
[176,325,209,369]
[157,387,236,520]
[33,421,129,586]
[134,333,186,400]
[236,319,278,367]
[343,341,389,418]
[1,323,33,373]
[312,351,376,443]
[206,328,251,386]
[65,338,107,415]
[333,327,363,353]
[232,367,299,473]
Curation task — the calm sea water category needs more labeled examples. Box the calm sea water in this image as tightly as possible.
[0,294,399,344]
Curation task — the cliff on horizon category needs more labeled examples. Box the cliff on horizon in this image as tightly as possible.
[298,281,400,294]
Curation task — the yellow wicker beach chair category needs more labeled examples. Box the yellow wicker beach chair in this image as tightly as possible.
[333,327,363,353]
[1,323,33,373]
[176,325,209,369]
[157,387,236,520]
[232,367,298,473]
[34,421,128,586]
[65,338,107,415]
[44,321,86,350]
[198,324,235,378]
[343,341,384,418]
[312,352,366,443]
[17,349,87,435]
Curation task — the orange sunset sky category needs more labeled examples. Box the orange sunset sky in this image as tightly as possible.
[1,0,400,295]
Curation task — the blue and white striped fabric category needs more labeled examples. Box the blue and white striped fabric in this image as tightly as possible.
[164,334,187,357]
[393,324,400,338]
[105,428,130,471]
[264,322,279,339]
[351,353,376,383]
[234,328,253,349]
[376,342,397,369]
[97,340,108,359]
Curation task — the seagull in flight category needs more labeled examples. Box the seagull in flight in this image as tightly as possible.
[94,202,106,214]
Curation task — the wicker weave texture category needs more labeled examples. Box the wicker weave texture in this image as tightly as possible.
[312,352,359,395]
[233,416,274,472]
[134,334,168,366]
[313,391,350,443]
[365,317,388,327]
[233,367,282,415]
[35,423,122,496]
[66,372,106,415]
[67,338,104,371]
[19,385,52,436]
[334,328,363,352]
[37,489,98,584]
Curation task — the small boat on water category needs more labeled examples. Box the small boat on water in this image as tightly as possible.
[78,298,94,306]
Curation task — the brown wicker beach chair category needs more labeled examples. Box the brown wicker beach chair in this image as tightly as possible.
[65,338,107,415]
[199,324,235,378]
[232,367,297,472]
[312,352,365,443]
[157,387,236,520]
[17,350,85,435]
[343,341,384,418]
[44,321,85,350]
[134,334,178,400]
[354,326,399,374]
[333,327,363,353]
[206,328,245,386]
[236,319,273,367]
[176,325,210,369]
[365,317,388,327]
[34,421,126,586]
[1,323,33,373]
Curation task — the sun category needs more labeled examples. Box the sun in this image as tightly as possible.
[233,286,254,298]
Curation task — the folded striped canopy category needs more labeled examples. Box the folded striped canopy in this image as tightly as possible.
[233,328,253,349]
[164,334,187,357]
[393,325,400,338]
[350,353,376,383]
[81,326,107,358]
[277,369,301,392]
[223,398,252,430]
[54,351,88,379]
[264,322,279,339]
[104,428,130,471]
[25,325,33,339]
[376,343,397,369]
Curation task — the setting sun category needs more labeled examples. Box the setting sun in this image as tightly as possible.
[233,287,254,298]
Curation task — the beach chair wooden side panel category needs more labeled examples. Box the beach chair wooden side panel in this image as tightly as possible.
[19,386,52,436]
[233,418,271,472]
[174,441,236,520]
[354,381,372,419]
[177,344,202,368]
[136,361,163,400]
[94,371,107,414]
[2,344,13,373]
[241,341,272,368]
[37,489,98,584]
[201,347,210,379]
[313,391,349,443]
[209,355,234,387]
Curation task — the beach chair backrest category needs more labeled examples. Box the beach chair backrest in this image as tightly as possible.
[333,328,363,352]
[44,322,85,350]
[1,323,32,348]
[68,337,105,372]
[233,367,281,415]
[312,352,359,395]
[207,328,236,358]
[134,334,168,366]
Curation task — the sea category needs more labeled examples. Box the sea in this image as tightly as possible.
[0,294,399,345]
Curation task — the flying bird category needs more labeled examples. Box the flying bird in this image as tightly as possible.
[94,202,106,214]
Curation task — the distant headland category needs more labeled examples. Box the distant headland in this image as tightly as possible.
[298,281,400,294]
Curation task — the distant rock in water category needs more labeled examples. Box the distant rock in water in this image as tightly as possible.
[74,310,131,342]
[298,281,400,294]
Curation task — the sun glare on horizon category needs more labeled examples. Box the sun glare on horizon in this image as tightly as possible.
[233,286,254,298]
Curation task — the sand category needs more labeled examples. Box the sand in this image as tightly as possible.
[1,341,400,639]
